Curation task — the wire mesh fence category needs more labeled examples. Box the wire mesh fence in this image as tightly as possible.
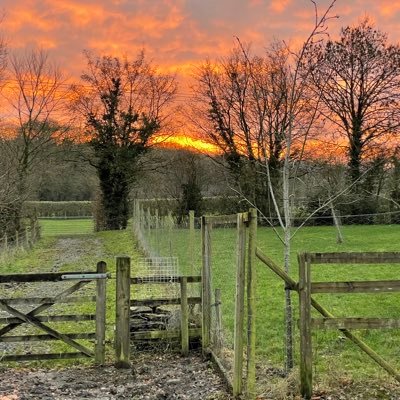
[0,220,41,261]
[132,202,202,277]
[130,203,204,351]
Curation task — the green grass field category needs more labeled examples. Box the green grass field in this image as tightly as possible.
[143,223,400,385]
[2,219,400,388]
[39,218,94,236]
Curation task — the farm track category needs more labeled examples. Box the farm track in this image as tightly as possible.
[0,234,232,399]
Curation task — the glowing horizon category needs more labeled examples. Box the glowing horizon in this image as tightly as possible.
[1,0,400,154]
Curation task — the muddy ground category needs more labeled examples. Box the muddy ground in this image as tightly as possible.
[2,352,400,400]
[0,351,231,400]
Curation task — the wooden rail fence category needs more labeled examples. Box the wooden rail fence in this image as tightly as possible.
[298,252,400,399]
[0,262,108,364]
[114,256,202,368]
[255,248,400,400]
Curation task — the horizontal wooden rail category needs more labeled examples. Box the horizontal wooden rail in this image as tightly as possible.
[312,318,400,330]
[311,280,400,293]
[1,352,91,362]
[131,297,201,307]
[132,328,201,340]
[2,296,96,306]
[0,271,97,283]
[0,314,96,325]
[203,214,241,225]
[131,275,201,284]
[0,332,96,342]
[308,252,400,264]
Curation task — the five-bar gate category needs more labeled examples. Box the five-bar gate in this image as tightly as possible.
[0,262,108,364]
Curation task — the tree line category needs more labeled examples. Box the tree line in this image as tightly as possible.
[0,12,399,242]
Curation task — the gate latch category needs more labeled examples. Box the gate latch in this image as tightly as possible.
[61,273,110,281]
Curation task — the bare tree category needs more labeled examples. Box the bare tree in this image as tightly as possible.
[1,49,69,228]
[0,23,20,238]
[192,42,300,217]
[71,51,177,230]
[193,1,337,372]
[307,18,400,187]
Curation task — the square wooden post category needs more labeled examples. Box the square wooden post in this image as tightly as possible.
[246,208,257,399]
[95,261,107,365]
[189,210,195,276]
[180,276,189,356]
[298,253,312,399]
[201,216,212,352]
[115,256,131,369]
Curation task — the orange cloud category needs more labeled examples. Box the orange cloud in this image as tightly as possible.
[269,0,292,13]
[379,2,400,17]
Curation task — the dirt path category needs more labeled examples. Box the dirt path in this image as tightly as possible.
[0,235,231,399]
[0,352,231,400]
[51,237,105,271]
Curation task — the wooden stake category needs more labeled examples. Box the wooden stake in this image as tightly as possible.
[180,276,189,356]
[233,213,246,397]
[189,210,195,276]
[115,257,131,369]
[246,208,257,399]
[298,254,312,399]
[95,261,107,365]
[214,288,223,353]
[201,216,212,351]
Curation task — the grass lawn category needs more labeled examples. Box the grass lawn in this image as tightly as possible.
[142,223,400,384]
[39,218,94,236]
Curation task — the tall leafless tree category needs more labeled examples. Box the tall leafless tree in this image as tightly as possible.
[307,18,400,187]
[1,49,69,229]
[192,42,301,217]
[193,1,337,372]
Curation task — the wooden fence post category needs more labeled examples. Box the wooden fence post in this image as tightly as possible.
[146,208,151,230]
[298,253,312,399]
[180,276,189,356]
[3,233,8,252]
[95,261,107,365]
[15,230,19,248]
[189,210,195,276]
[201,216,212,352]
[246,208,257,399]
[115,256,131,369]
[25,226,29,248]
[233,213,246,397]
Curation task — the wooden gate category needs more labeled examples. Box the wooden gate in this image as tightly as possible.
[254,249,400,400]
[0,261,108,364]
[298,252,400,399]
[114,256,201,368]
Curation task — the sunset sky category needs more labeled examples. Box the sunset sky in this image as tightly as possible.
[3,0,400,82]
[2,0,400,151]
